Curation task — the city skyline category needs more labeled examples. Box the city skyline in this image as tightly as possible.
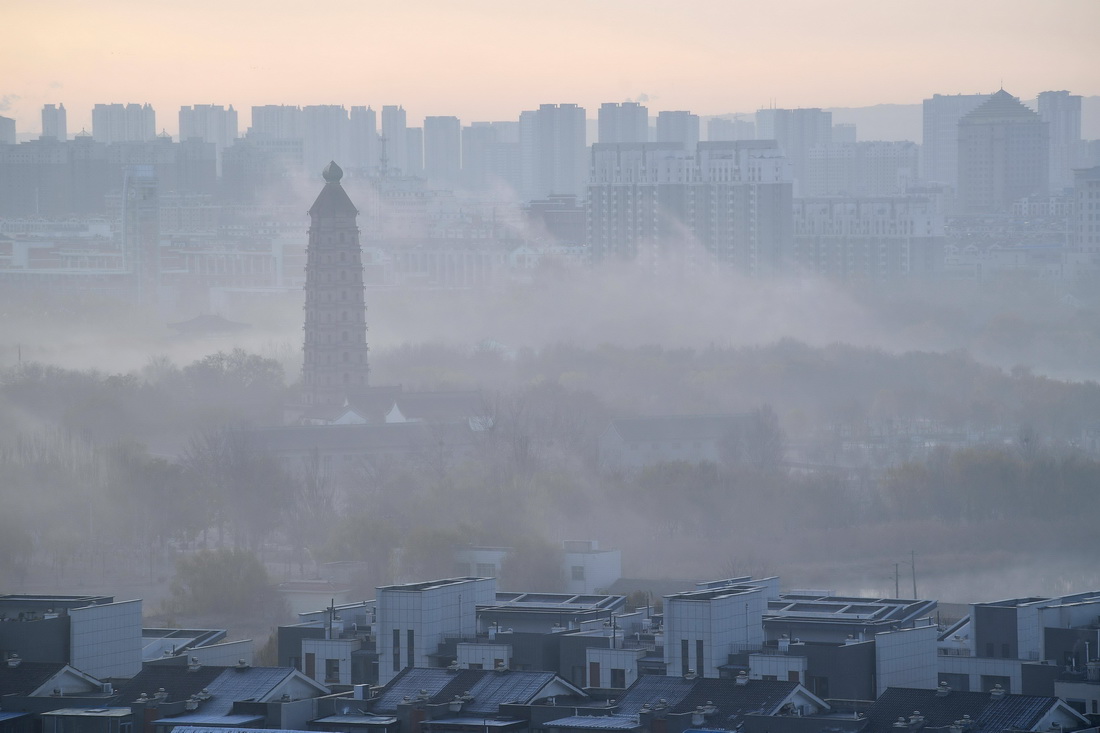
[4,0,1099,136]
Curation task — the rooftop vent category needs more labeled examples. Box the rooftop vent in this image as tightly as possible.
[236,659,250,670]
[684,669,697,680]
[154,688,168,703]
[188,657,201,672]
[936,682,951,697]
[990,684,1006,700]
[735,670,749,686]
[6,654,20,669]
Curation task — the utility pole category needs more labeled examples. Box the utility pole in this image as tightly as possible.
[911,550,918,598]
[894,563,900,598]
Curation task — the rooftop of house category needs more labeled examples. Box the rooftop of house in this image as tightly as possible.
[111,662,225,704]
[379,577,490,594]
[141,629,228,662]
[486,593,626,612]
[667,585,763,603]
[0,660,68,697]
[0,594,115,615]
[373,667,579,715]
[766,594,937,626]
[862,686,1086,733]
[542,676,811,732]
[974,591,1100,610]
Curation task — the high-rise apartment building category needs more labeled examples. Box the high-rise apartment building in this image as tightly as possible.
[380,105,408,175]
[957,89,1048,214]
[519,103,587,200]
[0,116,14,145]
[179,104,238,174]
[92,103,156,143]
[302,105,351,177]
[250,104,303,141]
[755,107,832,195]
[349,105,379,172]
[655,110,700,150]
[405,126,424,178]
[1072,166,1100,256]
[461,121,521,194]
[598,102,648,144]
[1038,90,1082,193]
[121,165,160,304]
[302,161,371,408]
[806,141,920,197]
[42,103,67,140]
[588,140,793,275]
[707,117,755,142]
[423,115,461,186]
[921,92,989,188]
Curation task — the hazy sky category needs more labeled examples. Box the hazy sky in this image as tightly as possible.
[4,0,1099,135]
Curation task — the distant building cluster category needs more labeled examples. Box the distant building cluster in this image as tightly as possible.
[2,575,1098,733]
[0,90,1098,312]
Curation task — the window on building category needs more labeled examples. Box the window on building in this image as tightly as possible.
[610,668,626,688]
[681,639,690,676]
[407,629,415,669]
[325,658,340,683]
[571,566,585,581]
[393,629,401,672]
[572,665,586,687]
[1001,643,1011,659]
[476,563,497,577]
[589,661,601,687]
[696,640,705,674]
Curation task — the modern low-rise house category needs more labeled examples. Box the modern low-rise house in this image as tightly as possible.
[937,591,1100,695]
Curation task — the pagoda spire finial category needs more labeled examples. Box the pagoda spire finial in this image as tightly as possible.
[322,160,343,183]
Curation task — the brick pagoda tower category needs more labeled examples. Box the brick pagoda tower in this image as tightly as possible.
[302,161,370,408]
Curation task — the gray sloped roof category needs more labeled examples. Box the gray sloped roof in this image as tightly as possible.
[863,687,1077,733]
[373,668,563,715]
[606,415,749,443]
[0,661,68,697]
[616,676,800,728]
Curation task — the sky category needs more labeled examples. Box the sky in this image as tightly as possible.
[3,0,1099,136]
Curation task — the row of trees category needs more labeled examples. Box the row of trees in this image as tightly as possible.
[2,341,1098,601]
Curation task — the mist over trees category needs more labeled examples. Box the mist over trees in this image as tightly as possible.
[1,337,1098,601]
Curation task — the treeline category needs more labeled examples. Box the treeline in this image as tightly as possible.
[2,341,1099,595]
